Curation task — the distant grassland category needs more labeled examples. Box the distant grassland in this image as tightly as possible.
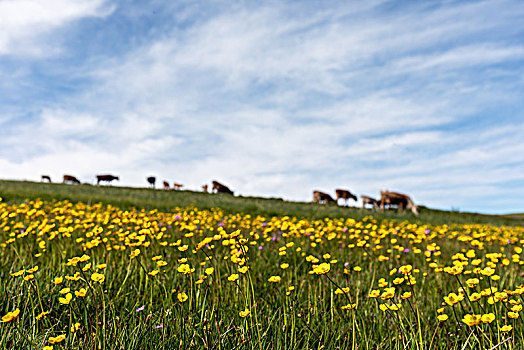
[0,180,522,226]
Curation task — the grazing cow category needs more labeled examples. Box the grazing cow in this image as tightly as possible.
[147,176,156,188]
[173,183,183,190]
[163,181,170,190]
[380,190,419,215]
[312,190,336,204]
[361,195,379,210]
[41,175,51,183]
[212,180,234,195]
[335,189,357,206]
[202,184,208,193]
[97,174,119,185]
[63,175,80,184]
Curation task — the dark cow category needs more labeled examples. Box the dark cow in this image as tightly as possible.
[173,183,183,190]
[163,181,170,190]
[63,175,80,184]
[147,176,156,188]
[312,190,336,204]
[335,189,357,206]
[41,175,51,183]
[212,180,234,195]
[380,190,419,215]
[361,195,379,210]
[97,174,119,185]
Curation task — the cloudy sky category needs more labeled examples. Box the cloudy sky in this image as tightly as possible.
[1,0,523,214]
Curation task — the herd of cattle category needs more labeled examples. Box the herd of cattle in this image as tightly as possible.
[312,189,418,215]
[42,175,419,215]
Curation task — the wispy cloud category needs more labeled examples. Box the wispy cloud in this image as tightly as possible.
[0,0,523,213]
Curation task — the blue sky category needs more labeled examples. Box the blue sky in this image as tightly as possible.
[1,0,524,214]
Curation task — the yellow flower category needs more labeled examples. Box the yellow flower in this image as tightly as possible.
[393,277,404,285]
[177,292,188,302]
[238,266,249,274]
[368,290,380,298]
[71,322,81,332]
[177,264,193,275]
[96,264,107,269]
[156,260,167,267]
[500,325,512,332]
[129,249,141,259]
[43,346,53,350]
[469,293,481,302]
[205,267,214,275]
[48,334,66,344]
[36,310,50,320]
[444,293,463,306]
[1,308,20,323]
[27,265,39,273]
[462,314,481,326]
[465,278,479,288]
[268,276,281,283]
[381,287,395,300]
[480,267,495,276]
[353,266,362,272]
[91,273,105,283]
[401,291,412,299]
[481,313,495,324]
[59,293,73,305]
[508,312,519,319]
[399,265,412,275]
[512,304,523,312]
[75,288,87,298]
[23,274,34,281]
[341,303,357,310]
[335,287,350,294]
[239,309,251,318]
[82,263,91,271]
[148,270,159,276]
[312,263,330,275]
[228,274,239,282]
[280,263,289,270]
[10,269,25,277]
[52,276,63,285]
[59,288,70,295]
[437,314,448,322]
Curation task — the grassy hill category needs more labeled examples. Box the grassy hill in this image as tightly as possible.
[0,179,522,226]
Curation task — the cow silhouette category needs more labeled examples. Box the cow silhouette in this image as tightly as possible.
[97,174,119,185]
[147,176,156,188]
[63,175,80,184]
[212,181,233,195]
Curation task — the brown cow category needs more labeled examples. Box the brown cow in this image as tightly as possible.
[163,181,170,190]
[41,175,51,183]
[380,190,419,215]
[361,195,379,210]
[202,184,208,193]
[97,174,119,185]
[212,180,233,195]
[335,189,357,206]
[63,174,80,184]
[312,190,336,204]
[173,183,183,190]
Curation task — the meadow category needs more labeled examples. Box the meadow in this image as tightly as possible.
[1,180,524,349]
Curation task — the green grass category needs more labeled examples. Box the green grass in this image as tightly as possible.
[0,180,522,226]
[1,181,523,349]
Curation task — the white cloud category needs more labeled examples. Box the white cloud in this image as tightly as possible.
[0,0,114,56]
